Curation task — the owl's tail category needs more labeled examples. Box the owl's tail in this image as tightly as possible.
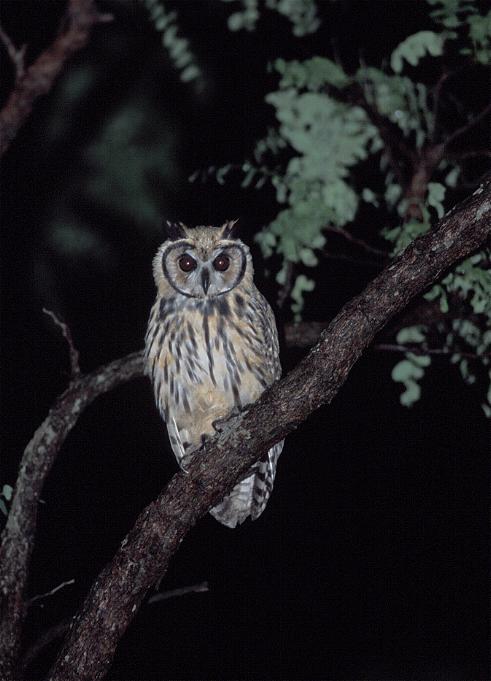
[209,440,284,528]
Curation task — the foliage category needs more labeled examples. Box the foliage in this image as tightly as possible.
[32,0,490,414]
[391,329,432,407]
[427,0,491,64]
[140,0,204,89]
[0,484,13,518]
[204,0,491,413]
[390,30,450,73]
[220,0,321,36]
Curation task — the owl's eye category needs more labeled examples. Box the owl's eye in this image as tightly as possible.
[178,254,197,272]
[213,254,230,272]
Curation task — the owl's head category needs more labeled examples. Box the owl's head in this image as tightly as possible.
[153,221,253,299]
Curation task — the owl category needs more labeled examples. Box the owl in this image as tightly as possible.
[145,220,283,528]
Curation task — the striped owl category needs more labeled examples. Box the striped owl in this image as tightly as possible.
[145,220,283,528]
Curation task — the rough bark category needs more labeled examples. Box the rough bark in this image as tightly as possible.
[40,177,490,681]
[0,0,109,157]
[0,353,143,679]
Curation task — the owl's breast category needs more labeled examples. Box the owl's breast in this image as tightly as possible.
[146,298,273,445]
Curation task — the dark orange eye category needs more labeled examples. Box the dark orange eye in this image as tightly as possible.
[178,254,197,272]
[213,254,230,272]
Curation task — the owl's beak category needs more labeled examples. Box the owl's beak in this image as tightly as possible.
[201,269,210,294]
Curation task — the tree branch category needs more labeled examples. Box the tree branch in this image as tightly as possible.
[0,25,26,82]
[443,101,491,151]
[430,70,450,144]
[446,149,491,161]
[284,321,327,348]
[147,581,209,604]
[0,0,112,157]
[277,260,294,309]
[41,177,490,681]
[43,308,81,379]
[0,352,144,679]
[27,579,75,607]
[324,225,388,258]
[404,143,445,221]
[351,81,415,187]
[20,581,208,673]
[1,179,489,680]
[374,343,490,361]
[20,618,74,675]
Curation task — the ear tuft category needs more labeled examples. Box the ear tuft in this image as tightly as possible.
[164,220,187,241]
[221,219,239,239]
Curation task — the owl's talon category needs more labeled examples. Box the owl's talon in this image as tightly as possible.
[212,406,246,433]
[179,456,192,473]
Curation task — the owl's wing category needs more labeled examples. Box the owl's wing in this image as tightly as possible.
[251,439,284,520]
[166,415,187,469]
[254,290,282,382]
[209,440,284,528]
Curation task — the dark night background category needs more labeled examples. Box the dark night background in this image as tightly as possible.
[0,1,489,679]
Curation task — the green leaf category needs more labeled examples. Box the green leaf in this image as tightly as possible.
[407,353,431,368]
[291,274,315,299]
[391,359,417,382]
[142,0,203,88]
[322,180,359,225]
[390,31,447,73]
[0,499,7,517]
[290,274,315,316]
[274,57,351,90]
[362,188,379,206]
[2,484,13,501]
[299,247,318,266]
[439,291,449,313]
[275,265,287,285]
[444,166,460,187]
[396,326,427,344]
[466,11,491,64]
[427,182,446,218]
[426,0,477,29]
[180,65,200,82]
[400,380,422,407]
[391,352,430,407]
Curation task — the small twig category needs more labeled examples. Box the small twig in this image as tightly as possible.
[446,149,491,161]
[93,12,114,23]
[148,581,209,604]
[277,261,294,309]
[0,24,26,81]
[431,71,449,143]
[374,343,490,360]
[43,308,81,379]
[444,101,491,150]
[21,578,207,671]
[330,36,344,70]
[28,579,75,607]
[0,0,112,157]
[324,225,388,258]
[355,85,415,185]
[321,251,382,269]
[457,176,491,191]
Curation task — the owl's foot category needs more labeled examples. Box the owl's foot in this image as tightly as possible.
[178,458,191,474]
[212,405,248,434]
[179,443,200,473]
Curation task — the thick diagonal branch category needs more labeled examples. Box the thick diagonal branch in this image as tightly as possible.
[46,177,490,681]
[0,0,111,157]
